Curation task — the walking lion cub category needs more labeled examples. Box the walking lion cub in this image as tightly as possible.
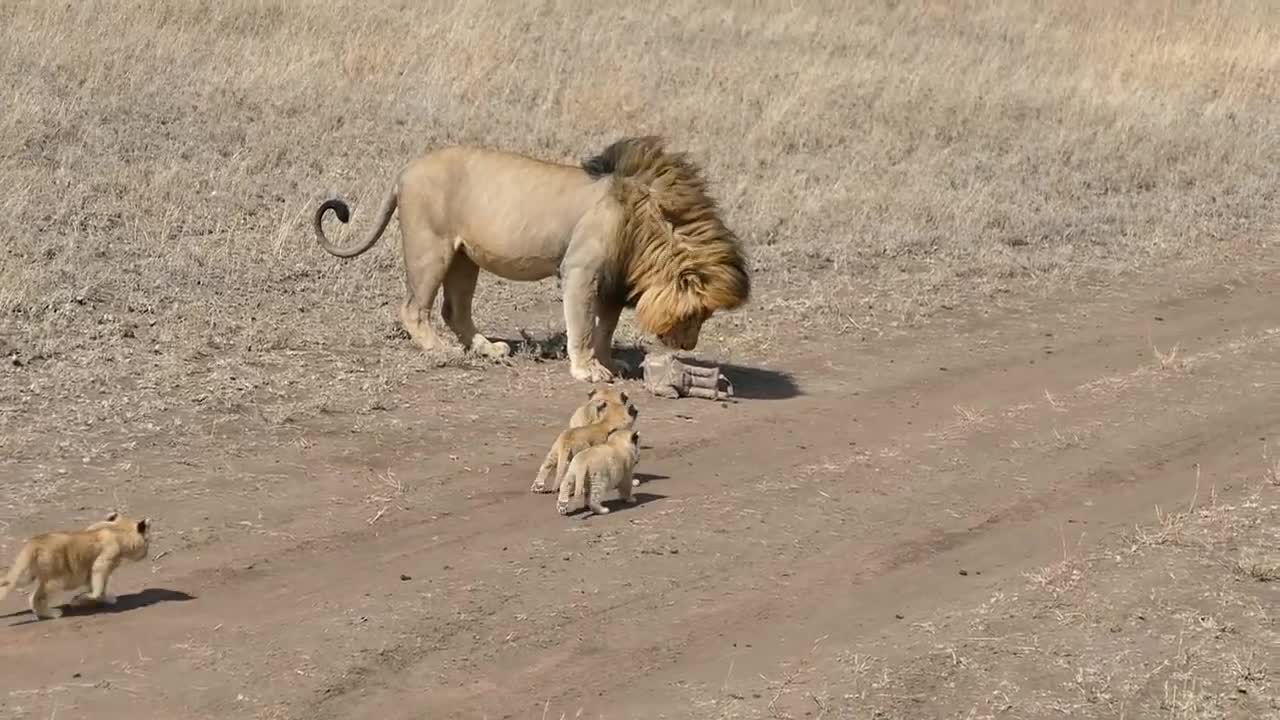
[0,511,152,620]
[557,428,642,516]
[531,389,639,494]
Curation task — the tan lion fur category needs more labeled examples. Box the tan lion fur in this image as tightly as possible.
[313,136,749,384]
[557,427,641,516]
[530,397,638,494]
[0,512,152,620]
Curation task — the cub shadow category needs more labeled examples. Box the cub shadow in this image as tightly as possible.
[633,472,669,483]
[566,491,667,518]
[4,587,196,626]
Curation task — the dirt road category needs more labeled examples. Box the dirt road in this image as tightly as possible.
[2,262,1277,719]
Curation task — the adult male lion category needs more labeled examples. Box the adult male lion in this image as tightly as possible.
[313,136,750,383]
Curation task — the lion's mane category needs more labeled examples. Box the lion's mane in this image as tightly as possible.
[584,136,751,336]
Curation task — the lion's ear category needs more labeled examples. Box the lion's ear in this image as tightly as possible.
[587,388,599,399]
[619,391,629,405]
[595,400,608,413]
[137,518,150,534]
[678,269,704,291]
[105,511,120,522]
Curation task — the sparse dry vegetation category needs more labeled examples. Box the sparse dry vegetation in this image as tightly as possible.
[2,0,1278,461]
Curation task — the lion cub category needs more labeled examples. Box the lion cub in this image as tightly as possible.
[568,386,634,428]
[531,390,639,494]
[0,511,151,620]
[558,428,641,516]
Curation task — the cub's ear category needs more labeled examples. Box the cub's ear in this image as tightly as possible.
[595,400,608,413]
[105,511,120,522]
[619,391,629,404]
[137,518,150,534]
[587,388,599,399]
[632,431,640,443]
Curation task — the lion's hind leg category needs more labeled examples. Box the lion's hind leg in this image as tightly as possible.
[441,254,511,360]
[397,208,454,356]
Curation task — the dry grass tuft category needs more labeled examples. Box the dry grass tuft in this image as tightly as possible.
[2,0,1279,460]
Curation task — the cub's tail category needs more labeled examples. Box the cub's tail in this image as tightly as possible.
[0,545,35,601]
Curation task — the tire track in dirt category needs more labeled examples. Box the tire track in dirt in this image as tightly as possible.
[315,302,1278,719]
[1,268,1275,720]
[259,274,1277,717]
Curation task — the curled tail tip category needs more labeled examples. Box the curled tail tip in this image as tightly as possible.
[315,196,351,224]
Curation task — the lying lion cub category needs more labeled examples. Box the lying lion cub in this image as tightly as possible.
[558,428,642,516]
[531,391,638,494]
[0,511,151,620]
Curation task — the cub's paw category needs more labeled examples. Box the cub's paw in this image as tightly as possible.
[556,500,573,516]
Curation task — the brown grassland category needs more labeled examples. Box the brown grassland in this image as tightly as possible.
[1,1,1277,719]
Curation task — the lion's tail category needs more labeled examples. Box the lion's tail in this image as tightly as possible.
[0,545,34,601]
[313,181,399,259]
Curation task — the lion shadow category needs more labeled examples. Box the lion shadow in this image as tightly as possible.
[498,332,801,400]
[504,331,569,361]
[717,362,800,400]
[616,349,801,401]
[4,587,196,626]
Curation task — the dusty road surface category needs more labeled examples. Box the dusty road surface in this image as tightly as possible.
[3,261,1277,720]
[4,3,1280,717]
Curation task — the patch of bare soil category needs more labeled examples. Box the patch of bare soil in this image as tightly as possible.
[2,260,1276,720]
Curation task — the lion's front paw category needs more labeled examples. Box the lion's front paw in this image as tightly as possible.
[571,360,616,384]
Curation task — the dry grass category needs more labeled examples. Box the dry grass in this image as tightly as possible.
[2,0,1279,460]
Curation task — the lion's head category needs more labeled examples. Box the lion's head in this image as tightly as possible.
[590,136,751,352]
